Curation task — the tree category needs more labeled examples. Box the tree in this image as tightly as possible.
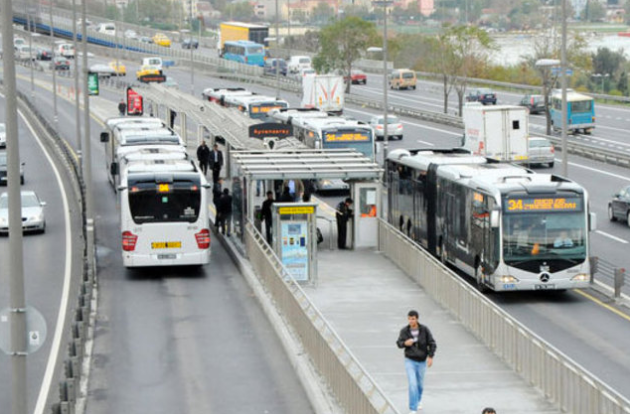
[312,16,379,93]
[592,47,626,78]
[582,1,606,22]
[618,71,629,96]
[431,25,494,115]
[311,3,335,24]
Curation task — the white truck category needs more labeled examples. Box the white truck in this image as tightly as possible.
[462,104,529,163]
[301,74,344,114]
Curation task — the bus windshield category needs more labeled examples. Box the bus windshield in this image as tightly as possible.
[502,197,586,265]
[128,179,200,224]
[322,129,374,158]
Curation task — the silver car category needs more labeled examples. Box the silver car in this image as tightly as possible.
[527,137,555,168]
[0,190,46,234]
[370,115,403,140]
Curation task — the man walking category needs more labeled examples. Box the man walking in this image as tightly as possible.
[396,310,437,413]
[336,198,353,249]
[196,140,211,175]
[261,191,274,244]
[118,99,126,116]
[217,188,233,236]
[209,143,223,183]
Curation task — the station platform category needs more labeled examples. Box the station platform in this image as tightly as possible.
[87,93,561,414]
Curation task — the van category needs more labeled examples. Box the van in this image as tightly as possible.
[142,57,163,73]
[56,43,75,59]
[389,69,417,90]
[287,55,312,74]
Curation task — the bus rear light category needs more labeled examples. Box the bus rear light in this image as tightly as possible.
[122,231,138,251]
[195,229,211,249]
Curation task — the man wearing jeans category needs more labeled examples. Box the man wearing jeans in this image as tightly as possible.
[396,310,437,413]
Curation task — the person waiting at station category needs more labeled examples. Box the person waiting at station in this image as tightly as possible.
[209,144,223,184]
[278,186,293,202]
[336,198,353,250]
[260,191,274,244]
[217,188,233,237]
[196,140,211,175]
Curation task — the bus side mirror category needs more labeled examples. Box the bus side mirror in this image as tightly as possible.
[100,132,110,143]
[110,162,119,176]
[589,212,597,232]
[490,210,500,228]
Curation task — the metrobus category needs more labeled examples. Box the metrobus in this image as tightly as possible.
[386,148,595,292]
[118,159,211,267]
[221,40,265,67]
[278,114,376,161]
[269,107,331,124]
[110,145,190,189]
[224,94,289,120]
[550,91,595,134]
[201,87,255,105]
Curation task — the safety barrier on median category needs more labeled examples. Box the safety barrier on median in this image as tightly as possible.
[244,221,400,414]
[377,218,630,414]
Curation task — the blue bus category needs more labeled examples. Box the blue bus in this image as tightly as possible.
[221,40,265,67]
[550,91,595,134]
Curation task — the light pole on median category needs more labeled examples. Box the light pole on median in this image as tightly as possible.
[560,0,568,177]
[27,1,35,99]
[275,0,281,99]
[72,0,82,160]
[535,58,560,136]
[49,0,59,128]
[372,0,392,164]
[592,73,609,94]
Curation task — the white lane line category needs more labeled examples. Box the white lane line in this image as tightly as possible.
[417,140,436,146]
[595,230,629,244]
[344,107,462,137]
[560,159,630,182]
[23,112,73,414]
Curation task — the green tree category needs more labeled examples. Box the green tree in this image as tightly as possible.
[618,71,629,96]
[592,47,626,78]
[311,3,335,24]
[582,1,606,22]
[312,16,379,93]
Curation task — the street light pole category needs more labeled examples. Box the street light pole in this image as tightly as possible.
[275,0,281,99]
[560,0,568,177]
[72,0,82,159]
[49,0,59,128]
[2,1,28,413]
[373,0,392,163]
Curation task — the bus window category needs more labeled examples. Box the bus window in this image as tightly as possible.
[571,100,592,113]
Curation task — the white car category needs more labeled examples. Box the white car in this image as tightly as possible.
[0,190,46,234]
[370,115,403,140]
[0,123,5,148]
[288,55,312,73]
[527,137,555,168]
[124,29,138,40]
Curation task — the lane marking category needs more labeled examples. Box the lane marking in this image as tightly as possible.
[344,107,462,137]
[574,290,630,322]
[417,140,436,146]
[595,230,629,244]
[562,160,630,182]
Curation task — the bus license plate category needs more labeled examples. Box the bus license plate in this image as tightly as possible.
[151,241,182,249]
[535,284,555,290]
[157,254,177,260]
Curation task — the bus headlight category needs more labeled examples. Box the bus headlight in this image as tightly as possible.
[499,275,519,283]
[571,274,590,282]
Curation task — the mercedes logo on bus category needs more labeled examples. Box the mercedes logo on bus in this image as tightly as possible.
[539,273,551,283]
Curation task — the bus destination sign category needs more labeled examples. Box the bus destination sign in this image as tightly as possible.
[504,197,583,213]
[324,131,370,142]
[251,104,286,114]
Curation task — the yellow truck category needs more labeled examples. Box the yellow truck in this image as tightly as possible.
[218,22,269,56]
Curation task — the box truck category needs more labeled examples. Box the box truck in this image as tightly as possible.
[462,104,529,163]
[301,74,344,114]
[218,22,269,55]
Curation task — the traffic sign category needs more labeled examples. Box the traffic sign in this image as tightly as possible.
[0,306,48,355]
[551,67,573,76]
[88,72,99,96]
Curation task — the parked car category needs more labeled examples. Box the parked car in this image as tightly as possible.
[50,56,70,71]
[0,190,46,234]
[152,33,171,47]
[526,137,554,168]
[519,94,546,114]
[608,185,630,227]
[263,58,287,76]
[35,46,53,61]
[181,38,199,49]
[369,115,404,140]
[0,123,5,148]
[466,88,497,105]
[349,69,367,85]
[0,151,24,185]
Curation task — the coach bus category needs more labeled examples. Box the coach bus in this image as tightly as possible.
[119,159,211,267]
[386,148,595,292]
[550,90,595,134]
[221,40,266,67]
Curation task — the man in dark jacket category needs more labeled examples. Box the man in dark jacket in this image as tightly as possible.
[336,198,353,249]
[217,188,233,236]
[118,99,126,116]
[260,191,274,244]
[396,310,436,414]
[209,144,223,183]
[278,186,293,202]
[196,141,211,175]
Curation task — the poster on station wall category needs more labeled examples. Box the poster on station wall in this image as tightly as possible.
[126,87,143,116]
[280,221,309,282]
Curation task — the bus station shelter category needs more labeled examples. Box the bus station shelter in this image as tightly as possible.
[230,149,383,249]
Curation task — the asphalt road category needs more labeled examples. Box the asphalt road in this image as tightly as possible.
[6,61,315,413]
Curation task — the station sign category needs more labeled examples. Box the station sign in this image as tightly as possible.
[248,123,293,139]
[126,87,143,116]
[87,72,99,96]
[138,74,167,83]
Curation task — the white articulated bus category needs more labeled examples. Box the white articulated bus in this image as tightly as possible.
[201,87,255,105]
[110,146,190,189]
[386,148,595,292]
[118,159,211,268]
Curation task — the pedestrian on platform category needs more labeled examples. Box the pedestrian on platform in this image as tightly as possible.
[210,143,223,183]
[396,309,437,414]
[278,186,293,202]
[196,140,211,175]
[336,197,353,249]
[217,188,233,236]
[481,408,497,414]
[118,99,126,116]
[261,191,274,244]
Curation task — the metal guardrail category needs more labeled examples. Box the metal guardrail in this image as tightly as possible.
[378,218,630,414]
[244,221,399,414]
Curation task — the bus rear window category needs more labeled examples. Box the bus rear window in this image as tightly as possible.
[247,46,263,54]
[571,100,593,113]
[402,72,415,79]
[128,181,200,224]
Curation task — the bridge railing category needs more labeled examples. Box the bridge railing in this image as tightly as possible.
[377,218,630,414]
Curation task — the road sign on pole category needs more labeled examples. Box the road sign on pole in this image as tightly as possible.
[88,72,99,96]
[551,67,573,76]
